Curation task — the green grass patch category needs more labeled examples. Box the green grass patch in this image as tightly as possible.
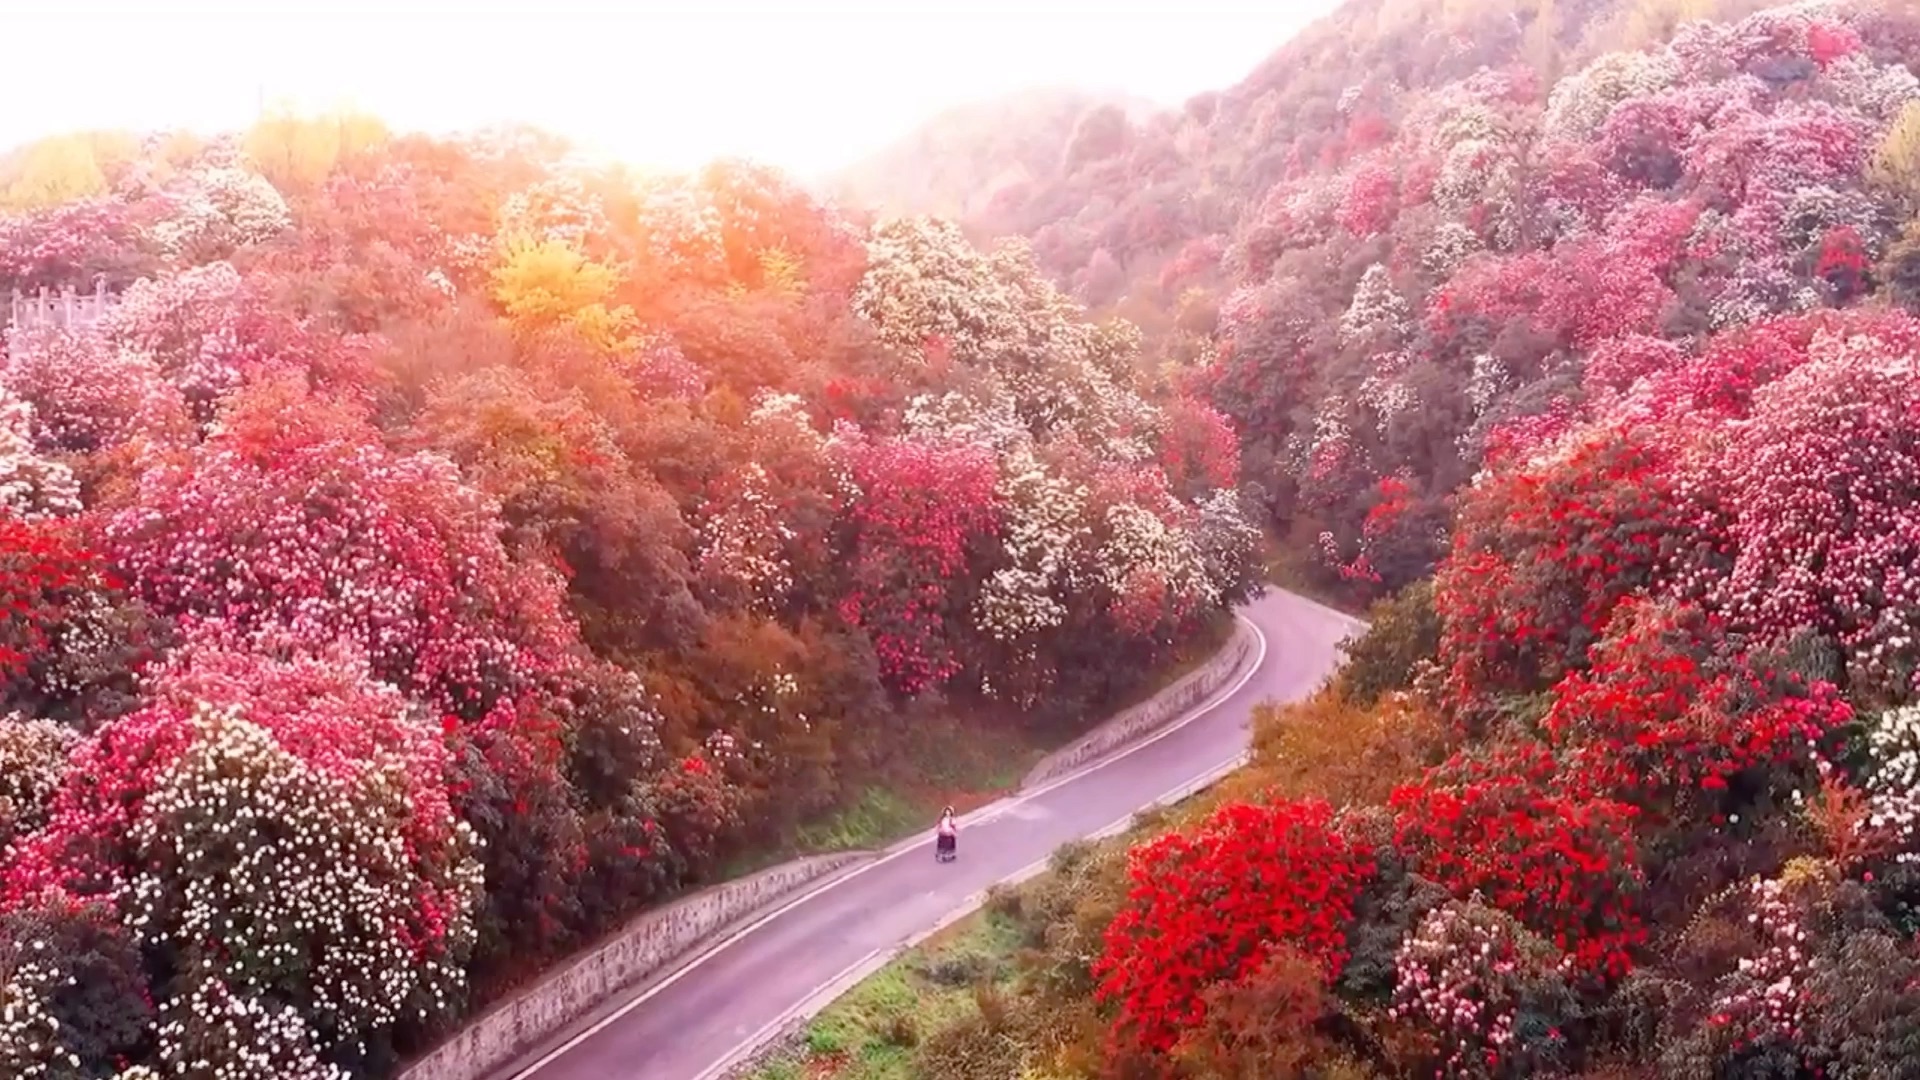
[793,787,924,853]
[746,913,1026,1080]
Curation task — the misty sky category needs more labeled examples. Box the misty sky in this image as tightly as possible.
[6,0,1343,178]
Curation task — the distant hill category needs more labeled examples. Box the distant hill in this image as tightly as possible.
[824,87,1156,229]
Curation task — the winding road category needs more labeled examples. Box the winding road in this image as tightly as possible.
[496,587,1363,1080]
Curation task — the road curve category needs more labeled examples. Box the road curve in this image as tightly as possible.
[498,587,1363,1080]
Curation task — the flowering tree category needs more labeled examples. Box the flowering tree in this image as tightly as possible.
[1391,744,1646,981]
[0,196,157,293]
[0,388,80,520]
[1093,798,1375,1055]
[145,164,292,264]
[832,431,1001,696]
[106,417,579,718]
[0,325,187,469]
[1432,423,1711,710]
[1699,324,1920,701]
[1389,899,1576,1078]
[0,715,74,852]
[4,643,482,1070]
[0,516,119,703]
[1542,599,1851,833]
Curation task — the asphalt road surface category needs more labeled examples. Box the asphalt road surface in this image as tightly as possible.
[500,586,1364,1080]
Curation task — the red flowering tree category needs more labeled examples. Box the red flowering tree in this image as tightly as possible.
[1157,394,1241,499]
[0,515,112,685]
[1543,599,1851,831]
[1336,159,1398,237]
[1432,423,1715,711]
[445,693,589,990]
[831,431,1001,696]
[1092,798,1376,1055]
[1391,743,1647,981]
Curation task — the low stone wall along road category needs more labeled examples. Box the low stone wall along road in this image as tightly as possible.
[493,586,1363,1080]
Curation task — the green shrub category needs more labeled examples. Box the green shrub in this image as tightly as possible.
[1337,579,1440,707]
[920,948,996,988]
[911,1013,1025,1080]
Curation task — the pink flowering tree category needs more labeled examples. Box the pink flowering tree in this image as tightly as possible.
[0,196,159,293]
[1696,320,1920,701]
[831,429,1001,696]
[0,324,189,470]
[104,406,581,719]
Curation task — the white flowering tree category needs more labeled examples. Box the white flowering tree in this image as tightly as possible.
[0,389,79,520]
[0,713,74,852]
[146,165,292,264]
[5,644,483,1071]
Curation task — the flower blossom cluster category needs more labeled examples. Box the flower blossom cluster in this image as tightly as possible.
[1389,899,1571,1078]
[1866,704,1920,862]
[146,166,292,262]
[0,714,75,851]
[0,388,79,521]
[124,698,480,1048]
[106,430,578,716]
[0,947,81,1080]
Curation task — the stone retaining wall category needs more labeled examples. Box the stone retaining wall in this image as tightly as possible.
[399,851,871,1080]
[1020,614,1260,790]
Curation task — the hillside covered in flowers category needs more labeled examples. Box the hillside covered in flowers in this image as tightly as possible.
[0,116,1260,1077]
[884,0,1920,1077]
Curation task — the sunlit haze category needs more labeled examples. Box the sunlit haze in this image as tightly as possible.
[4,0,1342,178]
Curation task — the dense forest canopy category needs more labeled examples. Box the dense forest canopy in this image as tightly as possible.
[0,104,1258,1076]
[11,0,1920,1075]
[823,0,1920,1077]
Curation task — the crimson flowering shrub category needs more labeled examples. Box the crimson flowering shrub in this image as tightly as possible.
[1432,424,1710,712]
[1391,745,1647,981]
[1091,798,1375,1055]
[0,517,113,685]
[1543,599,1852,830]
[445,695,586,989]
[1156,394,1240,499]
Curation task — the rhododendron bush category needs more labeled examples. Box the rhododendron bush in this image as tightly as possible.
[831,430,1001,695]
[107,418,580,718]
[1092,798,1375,1054]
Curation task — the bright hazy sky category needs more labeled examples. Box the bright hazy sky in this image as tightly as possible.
[5,0,1342,179]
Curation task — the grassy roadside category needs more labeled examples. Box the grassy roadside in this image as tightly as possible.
[744,911,1028,1080]
[723,615,1236,877]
